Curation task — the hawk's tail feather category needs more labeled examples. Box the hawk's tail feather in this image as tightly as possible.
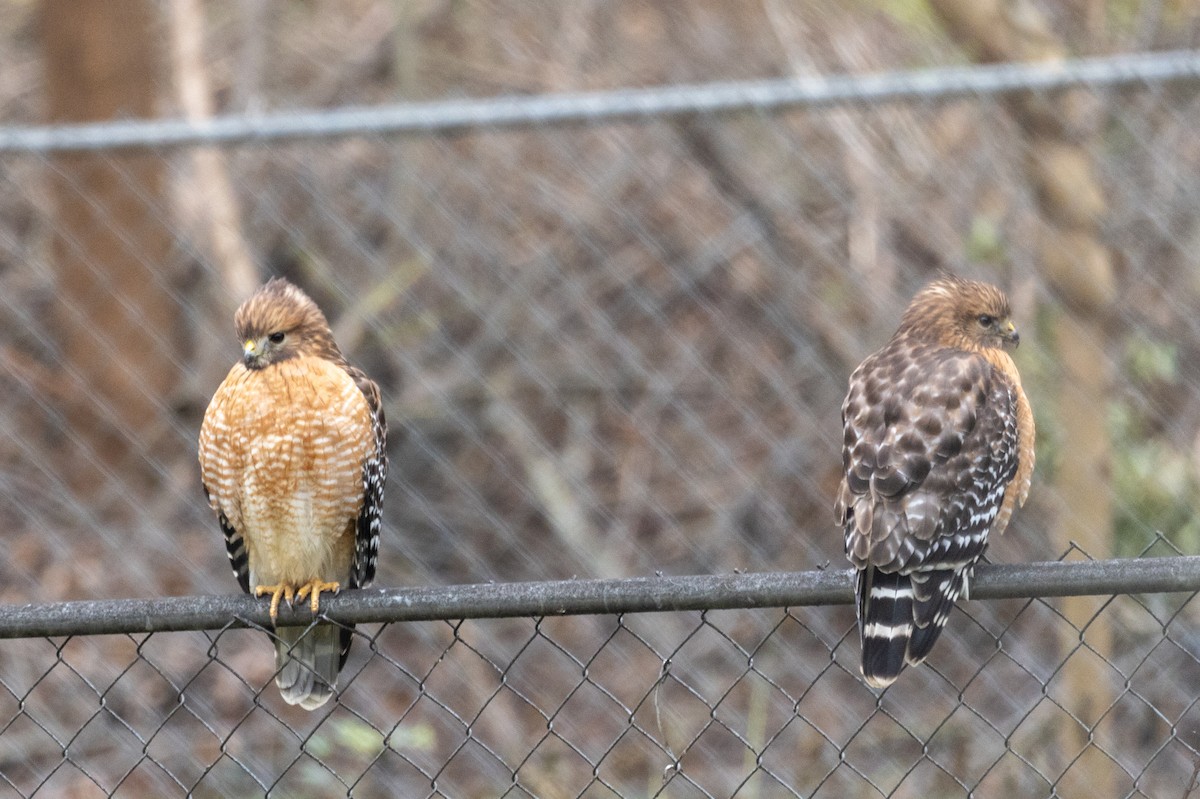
[273,622,353,711]
[858,566,970,688]
[857,568,912,689]
[905,568,967,666]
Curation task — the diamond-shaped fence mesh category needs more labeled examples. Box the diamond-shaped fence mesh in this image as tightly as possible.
[2,554,1200,797]
[3,2,1200,796]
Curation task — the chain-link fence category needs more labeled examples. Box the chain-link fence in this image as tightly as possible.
[2,550,1200,797]
[3,2,1200,796]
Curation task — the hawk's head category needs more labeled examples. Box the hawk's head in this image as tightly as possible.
[233,278,342,369]
[898,274,1019,353]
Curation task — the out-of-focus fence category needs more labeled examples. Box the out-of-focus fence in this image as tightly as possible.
[2,4,1200,794]
[1,552,1200,797]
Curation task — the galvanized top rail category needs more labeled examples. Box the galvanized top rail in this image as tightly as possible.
[2,556,1198,639]
[2,50,1198,153]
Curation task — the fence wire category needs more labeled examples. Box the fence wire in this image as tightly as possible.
[3,1,1200,796]
[2,547,1200,797]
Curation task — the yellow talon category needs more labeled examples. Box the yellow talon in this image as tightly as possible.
[254,583,295,624]
[296,579,341,614]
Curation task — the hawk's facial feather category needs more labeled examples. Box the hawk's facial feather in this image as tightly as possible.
[896,274,1017,355]
[233,278,343,369]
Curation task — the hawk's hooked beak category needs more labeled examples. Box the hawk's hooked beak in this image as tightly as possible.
[1002,320,1020,349]
[243,338,263,367]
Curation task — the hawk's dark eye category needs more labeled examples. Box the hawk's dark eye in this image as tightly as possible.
[977,315,994,328]
[268,332,286,345]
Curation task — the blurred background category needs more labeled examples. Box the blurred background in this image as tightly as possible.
[1,1,1199,796]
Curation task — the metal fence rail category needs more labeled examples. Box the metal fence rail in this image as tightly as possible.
[2,49,1199,152]
[0,554,1199,797]
[3,556,1200,638]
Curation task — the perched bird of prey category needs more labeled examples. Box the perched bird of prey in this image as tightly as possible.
[835,274,1034,688]
[199,278,387,709]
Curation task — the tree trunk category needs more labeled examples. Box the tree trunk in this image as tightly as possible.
[41,0,179,502]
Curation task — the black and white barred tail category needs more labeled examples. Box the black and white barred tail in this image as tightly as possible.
[856,564,971,689]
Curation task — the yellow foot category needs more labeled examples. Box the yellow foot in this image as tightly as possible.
[296,578,341,614]
[254,583,295,624]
